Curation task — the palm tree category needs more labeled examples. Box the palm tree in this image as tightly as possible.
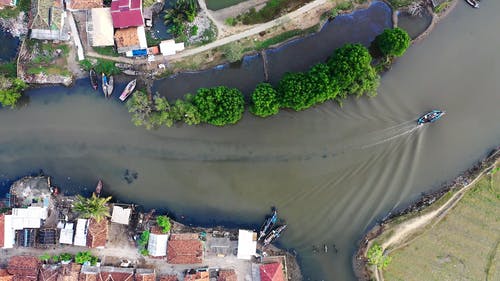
[73,193,112,222]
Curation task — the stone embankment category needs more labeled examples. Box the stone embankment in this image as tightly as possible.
[0,12,28,37]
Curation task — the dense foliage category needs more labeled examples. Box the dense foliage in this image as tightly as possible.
[75,252,98,265]
[156,216,171,233]
[374,28,411,57]
[164,0,199,38]
[328,43,379,99]
[192,86,245,126]
[73,193,111,222]
[250,83,280,117]
[0,75,27,108]
[367,243,392,270]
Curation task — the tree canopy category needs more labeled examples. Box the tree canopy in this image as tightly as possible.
[327,43,379,98]
[192,86,245,126]
[250,82,280,117]
[0,76,26,108]
[277,72,313,111]
[374,28,411,57]
[73,193,111,222]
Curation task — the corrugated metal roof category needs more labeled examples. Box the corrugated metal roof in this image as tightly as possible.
[91,8,114,47]
[147,233,169,257]
[237,229,257,260]
[110,0,143,28]
[111,206,131,225]
[59,223,74,245]
[73,219,88,246]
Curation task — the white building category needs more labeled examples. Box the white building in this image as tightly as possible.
[237,229,257,260]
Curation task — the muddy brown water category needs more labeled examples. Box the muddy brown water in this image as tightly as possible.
[0,1,499,280]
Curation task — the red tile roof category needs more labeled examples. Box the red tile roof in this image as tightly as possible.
[97,269,133,281]
[68,0,102,9]
[158,276,178,281]
[0,0,13,7]
[110,0,143,28]
[217,270,236,281]
[87,218,108,248]
[57,264,80,281]
[0,269,14,281]
[78,272,97,281]
[134,270,155,281]
[183,272,208,281]
[166,234,203,264]
[259,263,284,281]
[0,214,4,248]
[7,257,40,279]
[39,266,59,281]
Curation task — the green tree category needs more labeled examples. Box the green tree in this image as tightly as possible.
[40,253,51,263]
[127,91,154,128]
[327,43,379,99]
[374,28,411,57]
[73,193,111,222]
[277,72,313,111]
[250,82,280,117]
[171,97,201,125]
[156,216,171,233]
[367,243,392,270]
[307,63,338,104]
[60,253,73,262]
[221,43,244,63]
[192,86,245,126]
[0,76,27,108]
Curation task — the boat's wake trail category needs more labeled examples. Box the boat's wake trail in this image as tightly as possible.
[360,123,420,150]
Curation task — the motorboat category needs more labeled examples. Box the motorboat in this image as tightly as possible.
[106,75,114,98]
[119,79,137,101]
[417,110,445,125]
[258,209,278,241]
[89,69,98,90]
[102,73,108,97]
[263,224,287,247]
[465,0,479,8]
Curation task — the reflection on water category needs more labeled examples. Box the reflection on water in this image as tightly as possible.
[397,10,433,39]
[0,29,20,61]
[0,1,499,280]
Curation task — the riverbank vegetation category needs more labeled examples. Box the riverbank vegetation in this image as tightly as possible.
[164,0,199,40]
[0,74,27,108]
[374,27,410,57]
[79,58,121,75]
[127,28,409,128]
[0,0,30,18]
[381,162,500,280]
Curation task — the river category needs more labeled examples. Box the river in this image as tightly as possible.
[0,1,499,280]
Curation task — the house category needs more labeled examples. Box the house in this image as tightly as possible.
[0,269,14,281]
[159,40,184,56]
[79,265,99,281]
[86,218,108,248]
[158,275,178,281]
[7,256,40,281]
[0,0,17,9]
[66,0,102,10]
[38,228,58,246]
[39,265,60,281]
[216,270,236,281]
[166,233,203,264]
[59,222,74,245]
[236,229,257,260]
[134,269,155,281]
[74,219,88,247]
[147,227,169,257]
[111,205,132,225]
[115,26,147,54]
[88,8,114,47]
[58,263,81,281]
[110,0,143,29]
[29,0,70,41]
[183,271,208,281]
[259,263,285,281]
[98,266,134,281]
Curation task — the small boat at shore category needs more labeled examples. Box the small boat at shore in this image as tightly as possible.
[258,209,278,241]
[102,73,108,97]
[263,224,287,247]
[95,180,103,197]
[107,75,114,98]
[465,0,479,8]
[90,69,98,90]
[417,110,445,125]
[119,79,137,101]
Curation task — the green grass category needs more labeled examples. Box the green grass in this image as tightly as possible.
[27,65,70,76]
[238,0,312,24]
[93,59,121,75]
[0,62,17,78]
[384,164,500,281]
[434,1,450,13]
[93,46,119,57]
[336,0,353,11]
[255,26,317,50]
[0,0,31,19]
[386,0,414,8]
[146,31,161,46]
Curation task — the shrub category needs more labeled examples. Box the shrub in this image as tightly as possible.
[374,28,411,57]
[138,230,150,246]
[337,1,353,11]
[60,253,73,262]
[39,253,51,262]
[79,59,93,71]
[75,252,98,266]
[190,25,198,36]
[225,17,237,26]
[156,216,171,233]
[221,42,244,63]
[0,76,27,108]
[367,243,392,270]
[192,86,245,126]
[250,83,280,117]
[94,59,121,75]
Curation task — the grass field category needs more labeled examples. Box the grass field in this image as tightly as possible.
[384,165,500,281]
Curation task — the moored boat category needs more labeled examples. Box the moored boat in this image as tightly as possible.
[263,224,287,247]
[107,75,114,98]
[119,79,137,101]
[258,208,278,241]
[95,180,103,197]
[465,0,479,8]
[102,73,108,97]
[90,69,98,90]
[417,110,445,125]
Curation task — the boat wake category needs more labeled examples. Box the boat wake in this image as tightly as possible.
[360,122,420,150]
